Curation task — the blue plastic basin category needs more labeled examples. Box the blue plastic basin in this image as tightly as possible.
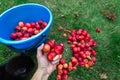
[0,3,53,51]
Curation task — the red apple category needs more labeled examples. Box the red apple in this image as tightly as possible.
[47,51,57,61]
[60,58,66,64]
[63,70,68,75]
[91,57,96,62]
[18,21,24,27]
[42,43,51,53]
[10,32,17,40]
[63,63,68,69]
[57,75,61,80]
[31,22,36,28]
[96,27,101,33]
[25,23,31,28]
[47,40,55,48]
[57,69,63,75]
[28,28,34,34]
[15,26,21,31]
[57,64,63,70]
[54,44,64,54]
[83,59,89,64]
[62,33,67,37]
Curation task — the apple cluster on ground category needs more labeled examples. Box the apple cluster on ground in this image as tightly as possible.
[42,29,98,80]
[10,20,47,40]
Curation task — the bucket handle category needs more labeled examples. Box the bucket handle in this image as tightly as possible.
[8,34,46,53]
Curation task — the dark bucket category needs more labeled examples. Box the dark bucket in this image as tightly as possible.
[5,55,35,80]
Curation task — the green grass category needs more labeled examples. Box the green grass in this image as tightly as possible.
[0,0,120,80]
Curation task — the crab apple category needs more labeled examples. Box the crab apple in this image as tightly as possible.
[79,51,86,58]
[34,30,40,34]
[82,30,88,36]
[83,59,89,64]
[71,57,78,66]
[27,28,34,34]
[85,43,90,48]
[35,24,41,30]
[77,47,81,52]
[88,41,93,47]
[47,40,55,48]
[96,27,101,33]
[72,47,78,53]
[92,57,96,62]
[38,20,43,25]
[72,36,77,42]
[54,44,64,54]
[42,21,47,27]
[63,63,68,69]
[57,64,63,70]
[62,33,67,37]
[88,61,94,67]
[85,51,91,56]
[18,21,24,27]
[10,33,17,40]
[77,29,82,35]
[86,33,90,38]
[73,41,78,45]
[73,53,79,58]
[80,40,85,44]
[22,27,27,31]
[15,26,21,31]
[57,69,63,75]
[91,50,96,56]
[79,61,84,66]
[25,23,31,28]
[87,47,92,51]
[71,29,77,34]
[68,65,73,71]
[31,22,36,28]
[90,39,95,43]
[77,43,81,47]
[57,75,61,80]
[78,57,83,62]
[68,62,72,67]
[70,44,76,50]
[93,42,97,47]
[80,35,85,40]
[85,37,90,41]
[17,32,23,38]
[73,66,77,70]
[60,58,66,64]
[68,35,73,41]
[84,64,89,68]
[42,43,51,53]
[24,33,30,38]
[47,51,57,61]
[61,75,68,80]
[63,70,68,75]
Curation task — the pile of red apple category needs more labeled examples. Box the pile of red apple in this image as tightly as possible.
[10,20,47,40]
[68,29,97,68]
[42,40,64,61]
[42,29,97,80]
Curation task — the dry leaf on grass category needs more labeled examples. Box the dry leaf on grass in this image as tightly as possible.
[99,73,108,79]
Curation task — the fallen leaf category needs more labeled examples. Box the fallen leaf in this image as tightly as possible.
[99,73,108,79]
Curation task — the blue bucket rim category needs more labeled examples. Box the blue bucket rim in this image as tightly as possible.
[0,3,53,45]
